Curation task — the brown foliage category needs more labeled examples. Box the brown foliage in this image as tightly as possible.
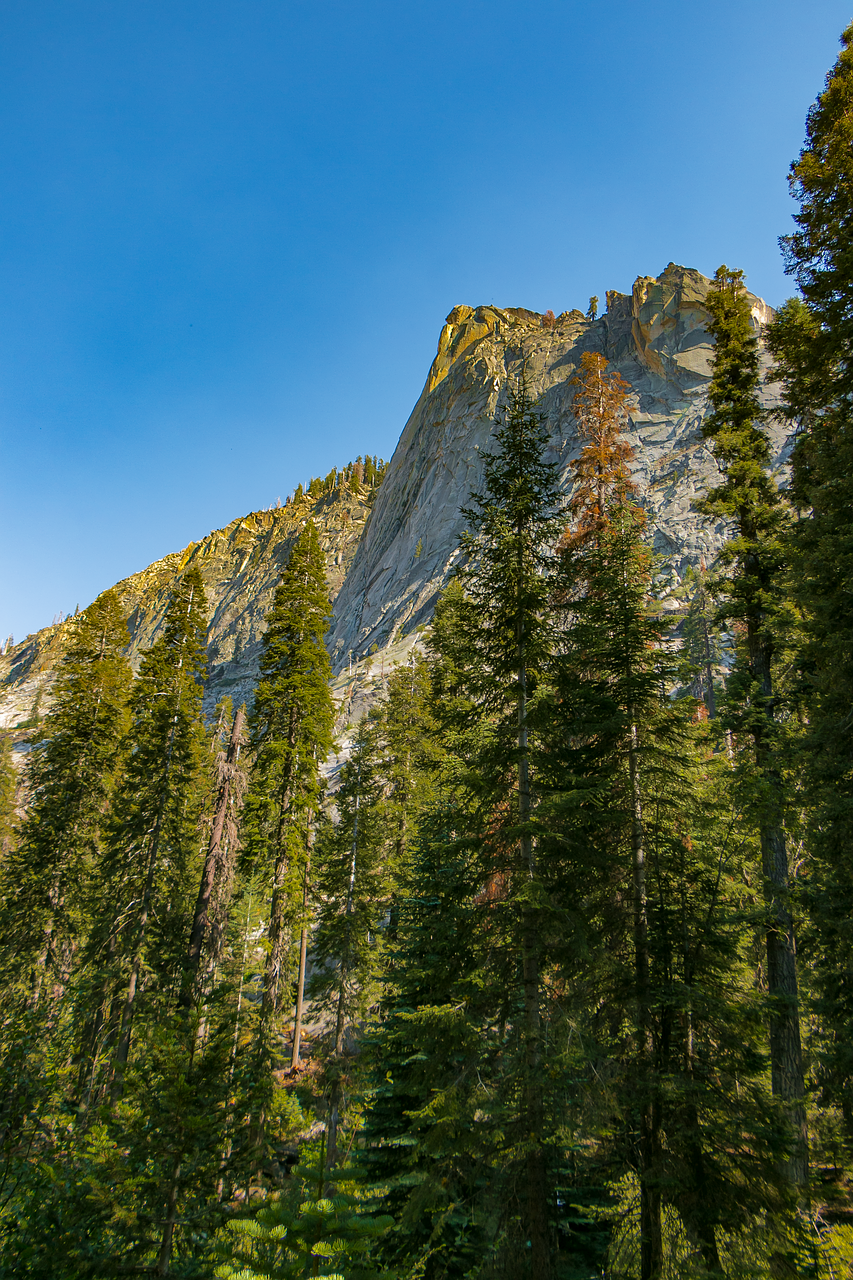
[565,351,637,543]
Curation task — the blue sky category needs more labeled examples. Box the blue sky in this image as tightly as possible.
[1,0,849,642]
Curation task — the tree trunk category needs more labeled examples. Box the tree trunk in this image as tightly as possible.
[216,891,253,1202]
[517,642,550,1278]
[112,604,192,1088]
[180,706,245,1008]
[628,719,663,1280]
[700,601,717,719]
[326,782,359,1172]
[258,714,299,1034]
[112,824,162,1087]
[158,1153,182,1274]
[290,843,311,1071]
[748,616,808,1187]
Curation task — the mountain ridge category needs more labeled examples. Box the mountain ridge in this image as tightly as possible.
[0,261,789,739]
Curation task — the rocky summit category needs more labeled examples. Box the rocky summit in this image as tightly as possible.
[0,262,789,738]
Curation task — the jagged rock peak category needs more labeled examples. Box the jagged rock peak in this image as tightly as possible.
[326,263,784,671]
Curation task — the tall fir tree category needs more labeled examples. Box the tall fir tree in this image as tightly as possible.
[360,788,496,1280]
[377,377,565,1276]
[0,590,131,1013]
[243,519,334,1141]
[84,565,209,1094]
[701,265,807,1188]
[767,22,853,1142]
[310,716,389,1167]
[378,651,439,887]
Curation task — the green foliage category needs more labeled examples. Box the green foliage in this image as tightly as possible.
[77,567,210,1099]
[214,1151,395,1279]
[245,520,334,871]
[243,519,335,1135]
[676,564,723,717]
[310,718,389,1051]
[359,798,496,1279]
[767,23,853,1139]
[0,729,17,860]
[0,590,131,1009]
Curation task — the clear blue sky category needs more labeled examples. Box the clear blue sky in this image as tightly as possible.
[1,0,849,643]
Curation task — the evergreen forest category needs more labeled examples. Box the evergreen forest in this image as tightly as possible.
[4,25,853,1280]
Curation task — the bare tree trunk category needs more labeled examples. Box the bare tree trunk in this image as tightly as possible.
[180,706,245,1008]
[112,821,163,1088]
[748,615,808,1188]
[628,719,662,1280]
[327,778,359,1172]
[258,712,299,1038]
[700,606,717,719]
[158,1153,182,1274]
[216,891,254,1202]
[517,643,550,1278]
[290,828,312,1071]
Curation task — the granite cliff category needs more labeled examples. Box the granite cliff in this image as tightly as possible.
[0,262,789,742]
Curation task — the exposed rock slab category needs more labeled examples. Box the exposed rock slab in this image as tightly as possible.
[327,263,786,668]
[2,262,789,733]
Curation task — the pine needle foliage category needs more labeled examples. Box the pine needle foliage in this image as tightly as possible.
[243,519,335,1142]
[701,267,807,1188]
[0,590,132,1011]
[214,1148,395,1280]
[566,351,636,540]
[85,566,210,1088]
[767,22,853,1141]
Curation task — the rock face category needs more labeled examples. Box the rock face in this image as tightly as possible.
[0,262,789,734]
[327,263,784,667]
[0,491,373,728]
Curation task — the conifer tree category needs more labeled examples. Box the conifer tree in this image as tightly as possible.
[89,566,209,1089]
[360,791,495,1280]
[243,519,334,1136]
[360,619,504,1278]
[567,350,636,538]
[0,590,131,1012]
[393,377,565,1276]
[378,652,438,880]
[679,561,721,718]
[310,716,388,1168]
[701,266,807,1186]
[767,22,853,1139]
[216,1147,394,1279]
[552,362,670,1273]
[551,353,789,1274]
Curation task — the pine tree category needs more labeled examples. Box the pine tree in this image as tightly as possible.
[310,717,389,1168]
[378,652,439,883]
[701,265,807,1187]
[678,562,722,719]
[378,378,565,1276]
[87,566,209,1092]
[243,519,334,1141]
[767,22,853,1141]
[551,361,789,1274]
[552,498,671,1277]
[359,729,498,1280]
[566,350,636,540]
[215,1146,394,1279]
[0,590,131,1013]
